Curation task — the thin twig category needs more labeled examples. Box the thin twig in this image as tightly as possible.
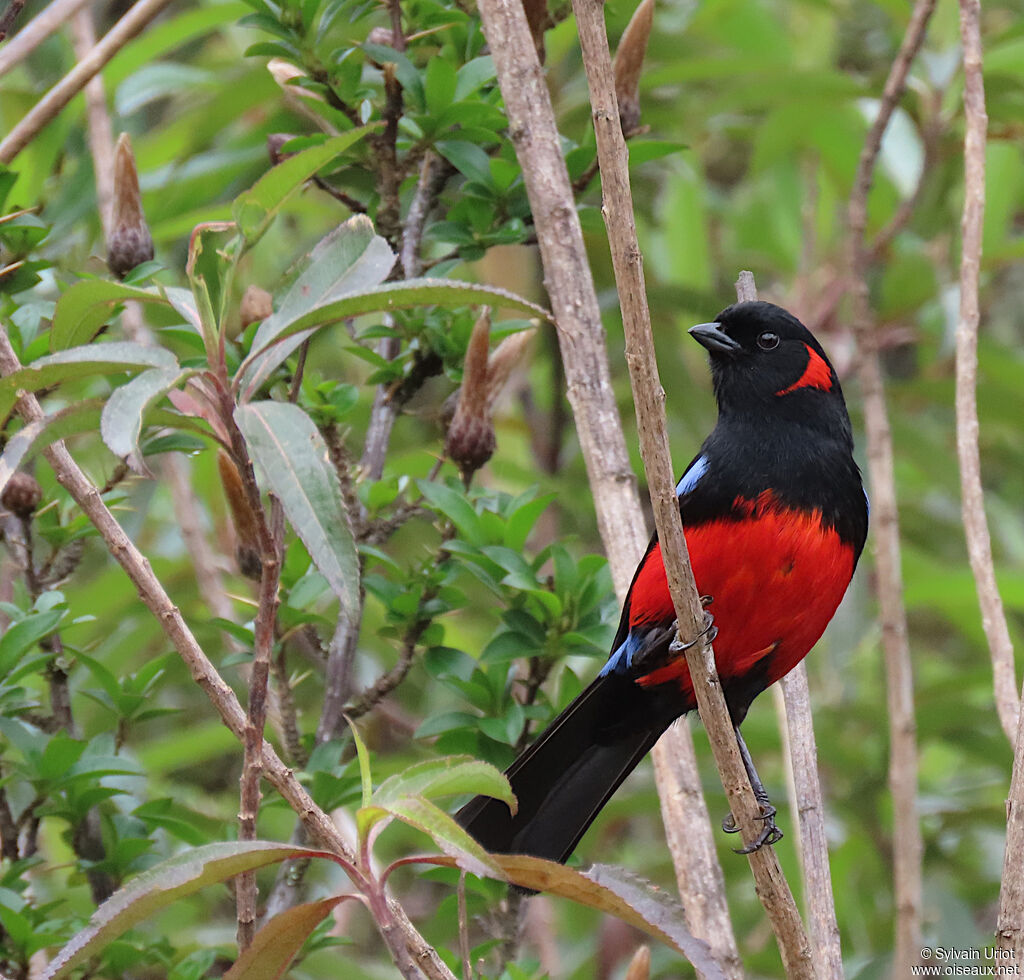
[736,272,844,979]
[952,0,1017,746]
[400,151,454,278]
[0,334,455,980]
[0,0,26,43]
[237,498,284,950]
[70,7,115,229]
[846,1,935,974]
[0,0,93,78]
[776,672,844,979]
[0,0,179,164]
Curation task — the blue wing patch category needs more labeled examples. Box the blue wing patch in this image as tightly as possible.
[676,454,709,498]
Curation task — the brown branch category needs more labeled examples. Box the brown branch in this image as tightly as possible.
[952,0,1017,747]
[0,0,26,43]
[475,0,648,596]
[0,0,93,77]
[846,1,935,975]
[0,334,455,980]
[237,498,283,950]
[400,151,455,278]
[775,676,843,979]
[573,1,809,970]
[0,0,178,164]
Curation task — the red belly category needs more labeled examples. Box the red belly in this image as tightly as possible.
[628,496,855,703]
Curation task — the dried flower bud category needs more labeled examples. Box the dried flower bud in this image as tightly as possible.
[366,26,393,47]
[2,471,42,518]
[240,285,274,328]
[613,0,654,135]
[625,946,651,980]
[217,450,263,580]
[485,328,534,412]
[446,308,496,485]
[107,133,154,278]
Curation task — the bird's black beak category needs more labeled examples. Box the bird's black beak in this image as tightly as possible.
[689,322,742,356]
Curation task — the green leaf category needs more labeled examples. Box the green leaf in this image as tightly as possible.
[240,215,395,397]
[50,281,172,352]
[0,343,178,422]
[0,400,104,498]
[242,278,550,387]
[235,401,359,616]
[381,795,505,880]
[0,610,65,679]
[100,367,190,460]
[373,756,513,808]
[454,56,496,101]
[232,130,376,244]
[347,718,373,811]
[222,896,352,980]
[43,842,338,980]
[417,481,483,544]
[435,140,493,185]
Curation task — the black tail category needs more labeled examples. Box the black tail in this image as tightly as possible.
[455,672,682,864]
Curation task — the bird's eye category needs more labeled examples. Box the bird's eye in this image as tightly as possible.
[757,331,780,350]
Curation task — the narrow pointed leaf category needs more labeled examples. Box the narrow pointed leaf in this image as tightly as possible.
[50,281,171,351]
[222,896,355,980]
[241,279,550,397]
[44,842,338,979]
[232,130,376,244]
[0,343,178,422]
[382,795,505,880]
[240,215,395,397]
[235,401,359,615]
[101,367,192,460]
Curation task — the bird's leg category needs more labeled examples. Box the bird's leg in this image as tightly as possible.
[721,724,783,853]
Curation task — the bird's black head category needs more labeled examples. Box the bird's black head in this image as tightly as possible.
[690,301,847,431]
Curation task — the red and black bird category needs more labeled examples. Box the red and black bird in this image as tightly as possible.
[456,301,869,863]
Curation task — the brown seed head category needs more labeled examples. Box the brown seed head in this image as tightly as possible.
[107,133,154,278]
[217,450,263,580]
[613,0,655,135]
[446,308,496,484]
[240,285,274,328]
[2,472,43,519]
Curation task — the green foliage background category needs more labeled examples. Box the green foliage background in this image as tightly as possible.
[1,0,1023,976]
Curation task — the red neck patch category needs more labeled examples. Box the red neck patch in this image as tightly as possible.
[775,343,833,397]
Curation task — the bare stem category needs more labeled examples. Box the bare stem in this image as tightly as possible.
[571,1,750,974]
[0,0,94,78]
[0,0,179,164]
[952,0,1017,747]
[846,1,935,974]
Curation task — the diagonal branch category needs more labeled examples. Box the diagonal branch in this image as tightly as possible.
[0,0,178,164]
[0,332,456,980]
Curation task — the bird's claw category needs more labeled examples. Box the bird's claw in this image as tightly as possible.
[722,804,783,854]
[668,607,718,655]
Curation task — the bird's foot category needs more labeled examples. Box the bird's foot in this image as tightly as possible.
[722,803,783,854]
[667,607,718,656]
